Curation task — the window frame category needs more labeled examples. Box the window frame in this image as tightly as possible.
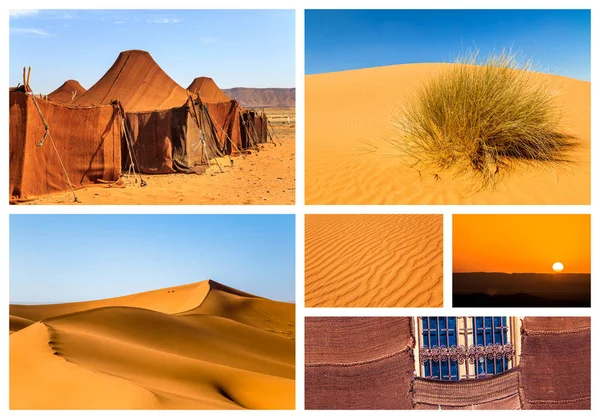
[413,316,522,381]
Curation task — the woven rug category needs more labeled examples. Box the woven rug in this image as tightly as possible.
[305,317,414,409]
[520,317,591,410]
[412,368,521,409]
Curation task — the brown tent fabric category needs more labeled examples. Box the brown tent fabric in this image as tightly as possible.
[187,77,231,103]
[72,50,188,112]
[69,50,229,172]
[413,369,521,410]
[9,89,122,202]
[259,113,269,143]
[241,110,268,148]
[124,102,206,174]
[520,317,591,410]
[522,317,590,332]
[305,317,415,410]
[47,80,86,104]
[204,101,243,155]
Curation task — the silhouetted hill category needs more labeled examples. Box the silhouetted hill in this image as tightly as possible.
[222,88,295,108]
[453,272,590,307]
[453,292,590,308]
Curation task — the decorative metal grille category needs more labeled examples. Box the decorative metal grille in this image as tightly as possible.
[416,317,519,381]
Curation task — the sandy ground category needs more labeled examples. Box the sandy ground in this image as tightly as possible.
[305,63,590,204]
[305,214,443,307]
[22,124,295,205]
[10,280,295,409]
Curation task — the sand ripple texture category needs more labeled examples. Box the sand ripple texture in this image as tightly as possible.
[305,63,590,204]
[305,214,443,307]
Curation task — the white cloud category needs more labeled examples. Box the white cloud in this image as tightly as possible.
[147,17,181,24]
[10,10,39,18]
[201,36,217,44]
[11,28,54,37]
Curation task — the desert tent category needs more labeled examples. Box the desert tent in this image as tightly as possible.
[187,77,232,104]
[240,110,269,149]
[9,85,122,202]
[73,50,222,174]
[47,79,86,104]
[188,77,245,154]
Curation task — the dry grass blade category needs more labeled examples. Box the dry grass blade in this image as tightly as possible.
[393,49,578,191]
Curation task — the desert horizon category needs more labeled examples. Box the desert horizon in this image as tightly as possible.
[453,214,590,307]
[453,272,590,307]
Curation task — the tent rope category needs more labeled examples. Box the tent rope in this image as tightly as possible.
[204,104,246,159]
[241,114,260,151]
[247,113,265,149]
[267,118,281,146]
[120,108,147,187]
[29,94,79,202]
[187,97,224,173]
[200,104,234,166]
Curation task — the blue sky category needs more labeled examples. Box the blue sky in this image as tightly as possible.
[10,215,295,304]
[9,9,295,94]
[305,10,590,81]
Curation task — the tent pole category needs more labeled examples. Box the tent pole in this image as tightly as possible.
[247,114,262,149]
[188,97,223,173]
[204,104,245,160]
[120,106,147,187]
[241,113,259,152]
[267,118,282,146]
[201,104,233,166]
[28,93,79,202]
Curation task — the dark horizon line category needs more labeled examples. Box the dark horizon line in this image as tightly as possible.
[453,271,590,275]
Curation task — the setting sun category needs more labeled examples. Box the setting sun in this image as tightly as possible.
[453,214,591,274]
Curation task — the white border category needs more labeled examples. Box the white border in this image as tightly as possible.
[3,0,597,416]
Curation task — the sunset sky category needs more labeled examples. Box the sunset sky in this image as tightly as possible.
[453,214,590,274]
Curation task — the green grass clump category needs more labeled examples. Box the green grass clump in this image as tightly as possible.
[395,50,577,190]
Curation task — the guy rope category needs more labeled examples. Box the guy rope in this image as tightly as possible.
[25,67,80,203]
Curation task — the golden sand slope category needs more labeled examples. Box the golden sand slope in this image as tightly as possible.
[305,214,443,307]
[22,127,294,205]
[305,64,590,204]
[10,280,295,409]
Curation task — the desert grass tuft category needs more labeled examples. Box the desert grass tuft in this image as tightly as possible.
[393,50,577,191]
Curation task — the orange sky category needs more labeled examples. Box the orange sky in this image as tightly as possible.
[453,214,590,273]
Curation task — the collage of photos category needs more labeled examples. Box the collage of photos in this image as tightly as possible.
[5,5,594,414]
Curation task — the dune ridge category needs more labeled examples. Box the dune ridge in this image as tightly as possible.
[305,214,443,307]
[10,280,295,409]
[305,63,590,204]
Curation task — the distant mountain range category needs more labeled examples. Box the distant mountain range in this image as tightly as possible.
[453,272,590,307]
[223,87,295,108]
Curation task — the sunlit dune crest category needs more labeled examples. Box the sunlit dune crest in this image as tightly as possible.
[305,63,589,204]
[10,280,295,409]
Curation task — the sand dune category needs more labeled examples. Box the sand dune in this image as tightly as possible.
[305,214,443,307]
[305,63,590,204]
[10,280,295,409]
